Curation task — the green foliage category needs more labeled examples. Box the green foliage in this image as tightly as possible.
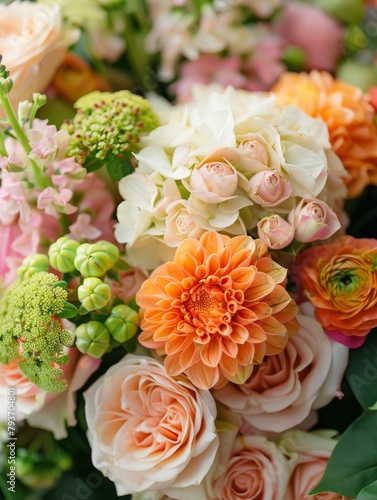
[0,272,75,392]
[310,410,377,497]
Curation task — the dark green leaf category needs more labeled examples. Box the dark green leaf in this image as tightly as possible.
[310,410,377,497]
[52,280,68,288]
[106,151,134,181]
[356,480,377,499]
[346,330,377,408]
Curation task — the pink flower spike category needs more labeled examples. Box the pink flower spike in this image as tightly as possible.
[68,213,102,241]
[37,187,77,217]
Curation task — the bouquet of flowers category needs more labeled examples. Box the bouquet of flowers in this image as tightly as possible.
[1,1,377,500]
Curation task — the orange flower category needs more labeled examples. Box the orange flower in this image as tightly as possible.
[293,236,377,344]
[136,231,298,390]
[273,70,377,198]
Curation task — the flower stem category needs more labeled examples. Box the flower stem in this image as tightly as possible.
[0,91,47,188]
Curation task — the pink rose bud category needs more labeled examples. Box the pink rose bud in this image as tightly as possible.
[249,170,292,207]
[289,196,341,242]
[257,215,294,249]
[189,160,238,203]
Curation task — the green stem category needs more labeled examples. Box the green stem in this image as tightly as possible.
[0,91,46,189]
[0,474,13,500]
[59,213,71,236]
[0,132,6,156]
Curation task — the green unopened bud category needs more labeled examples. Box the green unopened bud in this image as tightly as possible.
[75,321,110,358]
[78,277,111,311]
[18,100,33,122]
[0,77,13,94]
[17,254,49,280]
[32,92,47,108]
[281,46,306,72]
[96,240,120,265]
[49,237,80,273]
[74,243,113,277]
[104,304,139,342]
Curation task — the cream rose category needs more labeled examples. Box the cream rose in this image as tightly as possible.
[84,354,219,497]
[0,1,79,105]
[213,302,349,433]
[165,200,206,246]
[279,430,351,500]
[0,347,99,439]
[257,214,294,250]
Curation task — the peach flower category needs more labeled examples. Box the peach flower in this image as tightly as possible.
[292,235,377,347]
[136,231,298,390]
[249,170,292,207]
[84,354,219,497]
[273,70,377,198]
[257,215,295,250]
[213,302,348,432]
[211,435,290,500]
[0,1,79,106]
[279,430,352,500]
[0,345,100,439]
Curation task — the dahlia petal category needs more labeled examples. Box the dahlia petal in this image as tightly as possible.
[226,234,255,254]
[179,344,201,371]
[174,238,202,267]
[164,282,183,298]
[257,257,287,283]
[164,353,185,376]
[219,352,238,376]
[201,337,222,368]
[245,323,267,343]
[200,231,228,254]
[231,323,250,343]
[220,337,238,358]
[225,363,254,385]
[229,267,257,290]
[236,341,253,365]
[257,316,287,336]
[186,363,219,390]
[166,334,195,355]
[243,272,275,301]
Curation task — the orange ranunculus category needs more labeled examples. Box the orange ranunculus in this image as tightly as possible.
[272,70,377,198]
[293,236,377,344]
[136,231,298,390]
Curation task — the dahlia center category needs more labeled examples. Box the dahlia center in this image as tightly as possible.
[189,284,223,316]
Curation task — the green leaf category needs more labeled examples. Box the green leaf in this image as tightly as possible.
[106,151,134,181]
[356,480,377,499]
[52,280,68,288]
[310,410,377,497]
[345,330,377,408]
[55,302,78,319]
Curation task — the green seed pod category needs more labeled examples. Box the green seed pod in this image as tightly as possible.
[17,254,49,280]
[96,240,120,266]
[78,277,111,311]
[74,243,112,277]
[49,237,80,273]
[75,321,110,358]
[104,304,139,343]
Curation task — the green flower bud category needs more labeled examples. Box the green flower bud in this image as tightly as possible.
[0,77,13,94]
[49,237,80,273]
[78,277,111,311]
[74,243,113,277]
[104,304,139,343]
[96,240,120,265]
[75,321,110,358]
[17,254,49,280]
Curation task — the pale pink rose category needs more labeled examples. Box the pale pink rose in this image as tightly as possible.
[279,430,351,500]
[273,3,344,72]
[187,152,238,203]
[249,170,292,207]
[289,196,341,243]
[0,342,100,439]
[165,200,206,246]
[257,215,294,250]
[237,133,280,177]
[84,355,219,497]
[0,1,79,106]
[213,302,349,433]
[210,435,290,500]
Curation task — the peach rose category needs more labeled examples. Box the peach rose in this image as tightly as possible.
[292,235,377,346]
[106,267,148,304]
[0,1,79,106]
[84,354,219,497]
[249,170,292,207]
[0,345,100,439]
[288,196,340,243]
[165,200,206,247]
[213,302,348,433]
[211,435,290,500]
[279,430,351,500]
[257,215,295,250]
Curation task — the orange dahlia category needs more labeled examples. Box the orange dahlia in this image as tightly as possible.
[272,70,377,198]
[136,231,298,390]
